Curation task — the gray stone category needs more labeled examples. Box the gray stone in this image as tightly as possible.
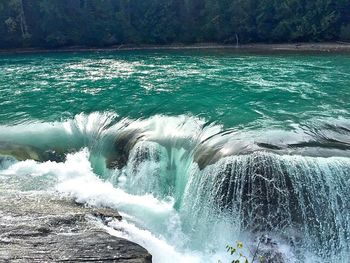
[0,189,152,263]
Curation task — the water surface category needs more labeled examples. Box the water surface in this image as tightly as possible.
[0,50,349,263]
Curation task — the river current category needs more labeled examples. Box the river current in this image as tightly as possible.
[0,50,349,262]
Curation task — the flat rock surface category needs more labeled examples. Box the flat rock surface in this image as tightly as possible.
[0,188,152,263]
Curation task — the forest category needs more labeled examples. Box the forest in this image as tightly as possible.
[1,0,350,49]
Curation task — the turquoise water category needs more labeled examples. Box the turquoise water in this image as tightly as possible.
[0,50,350,262]
[1,51,349,127]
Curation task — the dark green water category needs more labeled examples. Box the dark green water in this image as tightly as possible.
[0,50,349,263]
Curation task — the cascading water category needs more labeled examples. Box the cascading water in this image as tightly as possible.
[1,112,349,262]
[181,153,350,262]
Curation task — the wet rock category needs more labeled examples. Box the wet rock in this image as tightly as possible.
[0,141,66,163]
[92,207,123,222]
[259,250,286,263]
[0,141,42,161]
[0,190,152,262]
[254,236,287,263]
[107,129,144,169]
[42,149,66,163]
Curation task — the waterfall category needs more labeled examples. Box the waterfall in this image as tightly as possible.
[110,133,350,261]
[181,152,350,261]
[1,113,349,262]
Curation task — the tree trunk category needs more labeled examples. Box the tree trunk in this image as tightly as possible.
[18,0,29,38]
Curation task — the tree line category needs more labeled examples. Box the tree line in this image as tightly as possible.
[1,0,350,49]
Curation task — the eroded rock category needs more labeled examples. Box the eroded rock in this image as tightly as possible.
[0,189,152,262]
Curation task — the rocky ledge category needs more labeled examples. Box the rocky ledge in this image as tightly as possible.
[0,189,152,262]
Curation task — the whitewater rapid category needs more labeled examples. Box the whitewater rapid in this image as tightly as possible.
[0,112,350,263]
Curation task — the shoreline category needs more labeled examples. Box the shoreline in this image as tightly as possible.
[1,42,350,55]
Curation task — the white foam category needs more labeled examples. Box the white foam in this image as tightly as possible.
[104,219,234,263]
[0,149,233,263]
[105,220,201,263]
[1,149,92,180]
[117,114,222,144]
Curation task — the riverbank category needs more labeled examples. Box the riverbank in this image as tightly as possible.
[1,42,350,55]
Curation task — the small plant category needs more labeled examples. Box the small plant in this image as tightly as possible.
[225,241,249,263]
[221,237,264,263]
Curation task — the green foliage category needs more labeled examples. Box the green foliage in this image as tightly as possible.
[5,17,17,33]
[0,0,349,48]
[225,242,249,263]
[223,240,265,263]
